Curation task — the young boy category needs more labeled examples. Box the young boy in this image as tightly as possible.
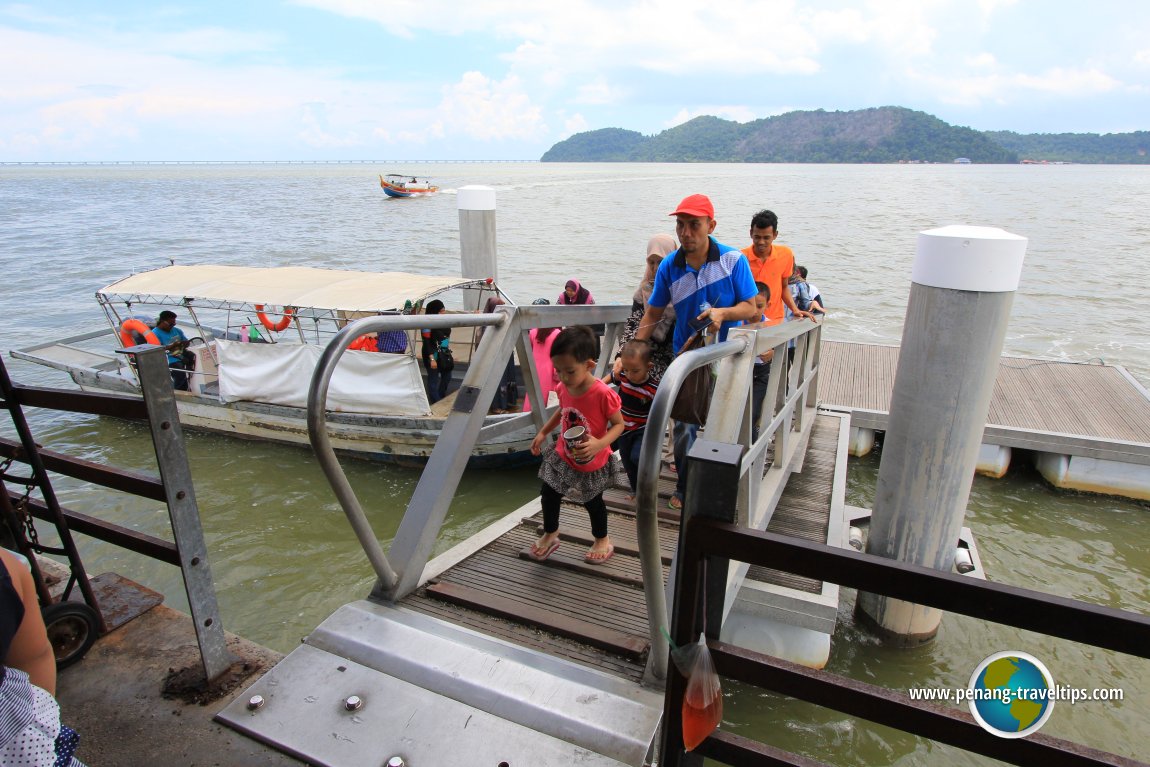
[751,282,776,441]
[604,339,659,498]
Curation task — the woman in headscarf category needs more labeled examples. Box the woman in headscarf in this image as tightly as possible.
[557,279,594,306]
[618,234,677,380]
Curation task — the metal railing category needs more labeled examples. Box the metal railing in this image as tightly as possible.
[0,347,231,681]
[659,445,1150,766]
[306,303,629,601]
[636,317,822,681]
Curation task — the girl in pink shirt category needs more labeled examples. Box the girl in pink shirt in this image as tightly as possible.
[529,326,624,564]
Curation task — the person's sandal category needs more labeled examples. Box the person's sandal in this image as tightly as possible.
[668,495,682,510]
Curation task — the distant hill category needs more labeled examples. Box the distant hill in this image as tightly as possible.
[541,107,1149,164]
[984,130,1150,163]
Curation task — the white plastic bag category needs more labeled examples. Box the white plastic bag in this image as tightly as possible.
[671,632,723,751]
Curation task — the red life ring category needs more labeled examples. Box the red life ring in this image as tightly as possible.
[119,318,160,348]
[255,305,294,332]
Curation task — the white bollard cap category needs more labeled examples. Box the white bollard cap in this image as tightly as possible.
[457,185,496,211]
[912,225,1027,292]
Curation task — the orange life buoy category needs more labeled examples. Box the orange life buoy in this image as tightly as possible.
[255,305,294,332]
[119,318,160,348]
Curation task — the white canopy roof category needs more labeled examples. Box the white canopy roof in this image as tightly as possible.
[98,265,493,312]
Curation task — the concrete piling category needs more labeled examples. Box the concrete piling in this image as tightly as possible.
[855,225,1027,644]
[457,185,498,283]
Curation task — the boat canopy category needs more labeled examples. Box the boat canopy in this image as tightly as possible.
[97,265,493,313]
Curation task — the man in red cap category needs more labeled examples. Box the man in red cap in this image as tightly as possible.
[633,193,758,508]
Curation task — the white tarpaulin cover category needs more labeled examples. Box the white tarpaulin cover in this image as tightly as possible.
[216,340,430,415]
[99,265,486,312]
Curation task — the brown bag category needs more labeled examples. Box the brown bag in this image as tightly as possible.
[670,332,714,426]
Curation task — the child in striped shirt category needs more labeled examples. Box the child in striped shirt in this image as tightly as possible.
[605,340,659,499]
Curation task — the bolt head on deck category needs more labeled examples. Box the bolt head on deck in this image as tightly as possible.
[344,695,363,711]
[386,757,405,767]
[246,695,265,710]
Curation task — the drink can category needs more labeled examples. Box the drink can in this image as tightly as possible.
[563,425,590,463]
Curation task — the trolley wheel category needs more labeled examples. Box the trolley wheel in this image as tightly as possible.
[42,601,100,669]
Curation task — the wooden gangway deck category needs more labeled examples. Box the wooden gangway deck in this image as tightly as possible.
[820,340,1150,463]
[399,413,842,681]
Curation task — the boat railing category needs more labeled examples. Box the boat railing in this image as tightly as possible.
[636,316,822,682]
[0,346,231,682]
[306,303,629,598]
[660,492,1150,765]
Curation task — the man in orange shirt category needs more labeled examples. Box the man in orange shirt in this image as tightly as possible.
[740,209,817,323]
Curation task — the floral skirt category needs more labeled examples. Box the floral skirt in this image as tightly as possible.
[538,445,621,504]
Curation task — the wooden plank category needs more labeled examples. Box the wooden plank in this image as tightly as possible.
[425,581,650,660]
[821,340,1150,445]
[514,546,644,587]
[517,517,677,564]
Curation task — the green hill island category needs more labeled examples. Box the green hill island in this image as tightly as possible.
[540,106,1150,164]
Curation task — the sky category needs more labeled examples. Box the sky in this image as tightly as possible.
[2,0,1148,162]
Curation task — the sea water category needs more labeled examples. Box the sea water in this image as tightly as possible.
[0,161,1147,763]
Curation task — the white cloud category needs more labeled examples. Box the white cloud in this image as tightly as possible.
[574,79,625,106]
[561,113,589,139]
[1135,50,1150,66]
[966,52,997,68]
[666,105,758,128]
[921,66,1122,107]
[436,72,546,141]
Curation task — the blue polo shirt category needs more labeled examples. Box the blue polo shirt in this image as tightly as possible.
[648,237,758,353]
[152,325,188,365]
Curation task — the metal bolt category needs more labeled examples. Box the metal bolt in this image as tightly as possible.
[247,695,265,710]
[386,758,405,767]
[344,695,363,711]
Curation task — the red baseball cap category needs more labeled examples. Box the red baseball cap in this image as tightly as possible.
[669,193,715,219]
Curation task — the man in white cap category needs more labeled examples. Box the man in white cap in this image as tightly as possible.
[633,193,758,508]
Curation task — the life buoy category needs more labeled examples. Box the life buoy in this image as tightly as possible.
[119,318,160,348]
[255,305,294,332]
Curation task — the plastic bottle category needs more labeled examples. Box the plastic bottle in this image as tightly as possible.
[240,324,249,343]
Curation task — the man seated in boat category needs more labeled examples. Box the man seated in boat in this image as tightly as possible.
[151,310,195,391]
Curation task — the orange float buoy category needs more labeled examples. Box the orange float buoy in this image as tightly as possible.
[255,304,294,332]
[119,318,160,348]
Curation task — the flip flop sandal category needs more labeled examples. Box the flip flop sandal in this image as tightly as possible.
[584,545,615,565]
[528,540,560,561]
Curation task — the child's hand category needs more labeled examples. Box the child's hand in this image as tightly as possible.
[575,437,603,463]
[430,359,437,369]
[531,431,548,456]
[759,349,775,363]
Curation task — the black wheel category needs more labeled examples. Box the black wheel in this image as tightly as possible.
[42,601,100,669]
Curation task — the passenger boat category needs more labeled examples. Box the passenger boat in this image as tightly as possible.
[11,265,533,467]
[379,173,439,197]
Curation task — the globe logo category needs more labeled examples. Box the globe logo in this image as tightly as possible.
[968,651,1055,738]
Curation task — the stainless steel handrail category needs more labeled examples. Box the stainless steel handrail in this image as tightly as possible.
[636,318,820,682]
[306,312,504,592]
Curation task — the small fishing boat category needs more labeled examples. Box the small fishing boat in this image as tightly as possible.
[379,173,439,198]
[12,265,532,467]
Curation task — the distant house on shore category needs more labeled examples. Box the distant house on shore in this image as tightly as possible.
[953,157,972,164]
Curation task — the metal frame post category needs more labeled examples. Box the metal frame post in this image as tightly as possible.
[0,357,104,628]
[661,438,743,767]
[125,345,232,681]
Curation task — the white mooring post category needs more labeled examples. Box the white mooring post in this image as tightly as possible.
[856,225,1027,644]
[457,185,498,292]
